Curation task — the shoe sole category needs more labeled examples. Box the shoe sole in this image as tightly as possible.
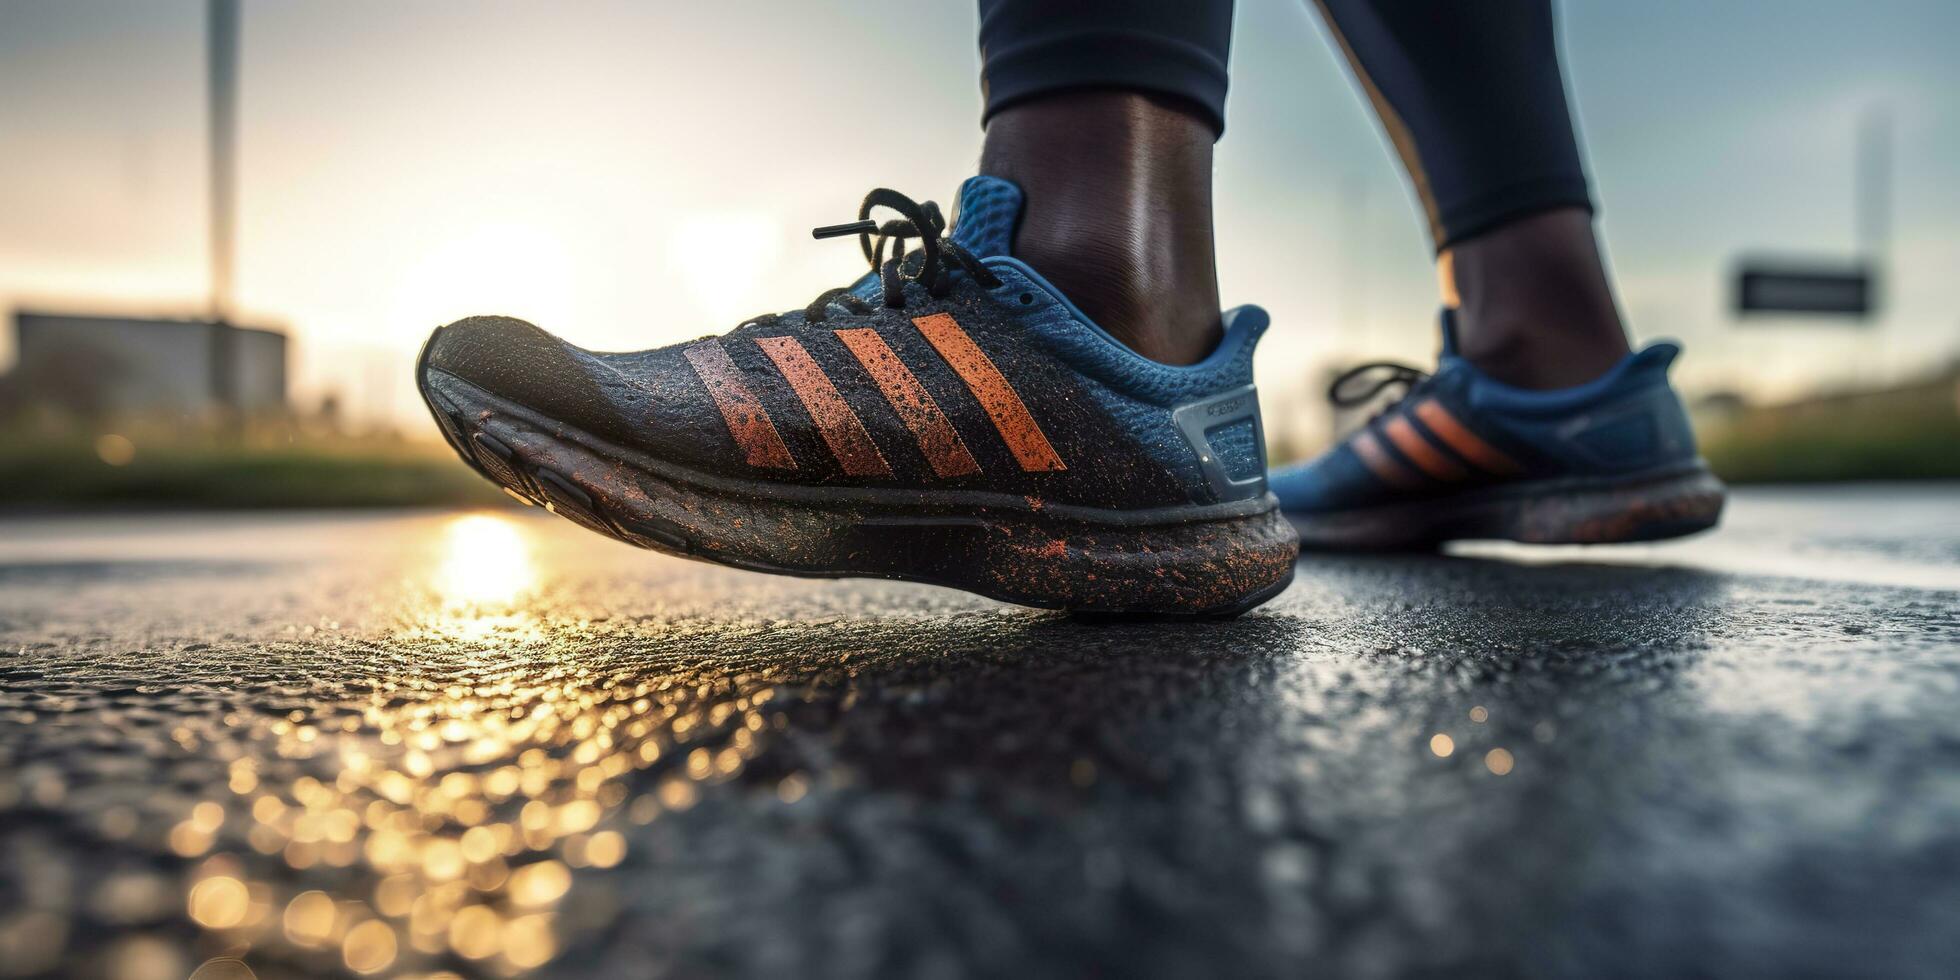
[416,352,1297,617]
[1287,462,1727,551]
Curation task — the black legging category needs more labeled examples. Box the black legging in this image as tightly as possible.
[977,0,1592,250]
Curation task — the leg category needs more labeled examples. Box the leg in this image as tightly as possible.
[977,0,1234,366]
[1313,0,1630,388]
[1273,0,1724,548]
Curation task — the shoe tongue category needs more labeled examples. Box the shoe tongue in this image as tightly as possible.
[948,176,1024,259]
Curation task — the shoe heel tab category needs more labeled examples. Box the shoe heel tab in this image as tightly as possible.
[1181,304,1268,376]
[1220,304,1270,343]
[1632,340,1683,374]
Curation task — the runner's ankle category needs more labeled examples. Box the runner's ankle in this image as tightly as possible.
[980,90,1222,365]
[1444,208,1631,389]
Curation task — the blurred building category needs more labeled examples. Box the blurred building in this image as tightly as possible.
[4,310,287,420]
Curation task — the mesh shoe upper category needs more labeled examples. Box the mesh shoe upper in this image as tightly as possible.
[1272,310,1702,515]
[422,177,1273,512]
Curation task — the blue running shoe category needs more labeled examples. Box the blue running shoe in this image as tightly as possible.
[1271,312,1726,550]
[417,178,1297,614]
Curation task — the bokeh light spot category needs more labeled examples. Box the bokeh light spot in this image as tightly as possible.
[1485,748,1516,776]
[187,877,249,929]
[341,920,398,974]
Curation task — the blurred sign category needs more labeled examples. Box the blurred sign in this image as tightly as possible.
[1735,262,1876,318]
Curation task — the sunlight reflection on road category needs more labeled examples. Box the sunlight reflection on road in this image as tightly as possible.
[139,511,777,977]
[433,513,538,610]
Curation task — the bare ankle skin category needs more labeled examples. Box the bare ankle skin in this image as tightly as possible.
[979,90,1223,365]
[1442,208,1633,389]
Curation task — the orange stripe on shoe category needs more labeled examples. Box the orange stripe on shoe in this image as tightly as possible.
[833,327,981,478]
[1384,415,1467,481]
[1412,398,1522,475]
[1351,429,1420,489]
[683,340,796,470]
[753,336,891,478]
[910,313,1066,472]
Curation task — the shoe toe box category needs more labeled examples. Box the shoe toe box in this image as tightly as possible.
[421,316,605,412]
[419,316,754,474]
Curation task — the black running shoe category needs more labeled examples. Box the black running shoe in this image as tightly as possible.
[417,177,1296,615]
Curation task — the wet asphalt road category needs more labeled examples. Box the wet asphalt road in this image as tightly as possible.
[0,485,1956,980]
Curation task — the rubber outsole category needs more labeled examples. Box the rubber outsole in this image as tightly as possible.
[1286,462,1727,551]
[416,345,1297,617]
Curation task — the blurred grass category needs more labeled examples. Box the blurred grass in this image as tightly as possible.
[1698,371,1960,484]
[0,433,511,510]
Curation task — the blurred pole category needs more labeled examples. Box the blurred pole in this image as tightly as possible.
[208,0,240,424]
[208,0,238,324]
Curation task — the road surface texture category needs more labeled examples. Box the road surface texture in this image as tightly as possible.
[1,485,1955,979]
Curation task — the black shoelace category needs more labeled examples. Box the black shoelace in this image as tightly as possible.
[769,188,1003,325]
[1327,361,1431,409]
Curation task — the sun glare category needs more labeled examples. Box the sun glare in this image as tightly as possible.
[433,514,537,609]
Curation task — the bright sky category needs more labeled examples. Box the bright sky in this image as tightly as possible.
[2,0,1956,436]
